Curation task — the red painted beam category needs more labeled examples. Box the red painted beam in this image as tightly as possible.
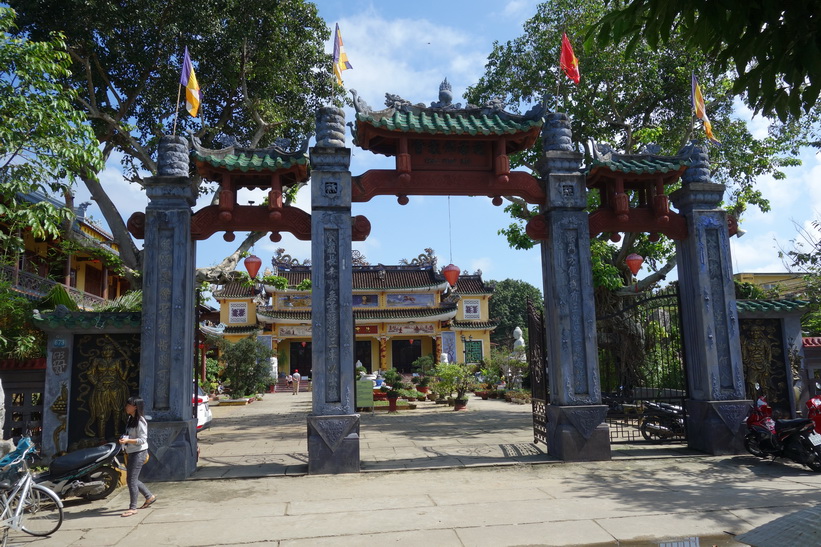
[351,169,545,205]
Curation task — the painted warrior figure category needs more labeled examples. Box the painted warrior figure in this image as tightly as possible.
[742,325,773,397]
[85,342,131,438]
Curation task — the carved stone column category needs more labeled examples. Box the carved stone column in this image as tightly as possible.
[308,107,359,474]
[670,144,748,455]
[538,113,610,461]
[139,135,198,480]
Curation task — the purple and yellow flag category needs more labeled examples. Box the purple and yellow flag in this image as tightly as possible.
[692,73,719,145]
[333,23,352,85]
[180,46,201,117]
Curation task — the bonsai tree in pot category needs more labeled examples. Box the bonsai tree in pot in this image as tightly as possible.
[434,362,476,410]
[382,368,403,412]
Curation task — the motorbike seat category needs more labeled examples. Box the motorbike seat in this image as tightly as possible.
[49,443,116,475]
[774,418,813,434]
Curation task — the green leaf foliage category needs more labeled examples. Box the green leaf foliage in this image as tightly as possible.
[592,0,821,122]
[0,7,103,255]
[487,279,543,348]
[216,336,274,397]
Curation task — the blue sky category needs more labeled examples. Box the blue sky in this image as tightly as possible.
[77,0,820,292]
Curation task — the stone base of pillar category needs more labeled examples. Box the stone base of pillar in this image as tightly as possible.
[307,414,360,474]
[546,405,611,461]
[686,400,751,455]
[140,419,197,481]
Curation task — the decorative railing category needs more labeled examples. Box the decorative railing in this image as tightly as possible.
[0,266,107,310]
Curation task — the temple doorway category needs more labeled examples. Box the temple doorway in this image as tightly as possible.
[391,339,421,373]
[289,342,312,377]
[355,340,373,372]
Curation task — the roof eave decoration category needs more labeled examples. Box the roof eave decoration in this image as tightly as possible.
[190,136,310,187]
[586,142,693,184]
[350,86,546,155]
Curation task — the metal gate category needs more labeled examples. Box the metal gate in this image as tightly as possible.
[527,299,548,445]
[596,285,688,443]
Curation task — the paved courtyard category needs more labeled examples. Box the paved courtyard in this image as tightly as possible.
[11,392,818,546]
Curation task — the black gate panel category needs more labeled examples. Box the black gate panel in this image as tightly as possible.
[596,285,687,443]
[527,299,548,445]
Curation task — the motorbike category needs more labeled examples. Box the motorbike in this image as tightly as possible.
[744,395,821,472]
[806,388,821,433]
[639,400,686,442]
[34,442,123,501]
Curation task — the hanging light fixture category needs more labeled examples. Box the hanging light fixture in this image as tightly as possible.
[244,254,262,279]
[625,253,644,292]
[442,196,460,287]
[443,263,460,287]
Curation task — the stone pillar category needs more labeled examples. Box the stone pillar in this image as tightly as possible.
[139,135,198,480]
[538,113,610,461]
[670,144,748,455]
[308,107,360,474]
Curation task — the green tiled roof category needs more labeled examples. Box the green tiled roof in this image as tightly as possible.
[737,299,810,313]
[355,109,543,137]
[588,155,691,175]
[31,310,141,329]
[192,147,308,173]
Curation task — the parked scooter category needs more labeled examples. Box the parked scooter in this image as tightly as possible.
[745,394,821,472]
[639,400,686,442]
[807,394,821,433]
[34,442,123,501]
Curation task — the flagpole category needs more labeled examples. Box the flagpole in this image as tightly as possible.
[172,83,182,136]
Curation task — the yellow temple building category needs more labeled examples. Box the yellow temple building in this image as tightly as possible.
[209,256,497,376]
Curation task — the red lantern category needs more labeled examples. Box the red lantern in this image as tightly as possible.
[625,253,644,276]
[442,263,460,287]
[243,255,262,279]
[409,339,414,345]
[301,341,307,348]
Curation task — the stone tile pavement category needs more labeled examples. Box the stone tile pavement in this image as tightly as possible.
[9,392,817,546]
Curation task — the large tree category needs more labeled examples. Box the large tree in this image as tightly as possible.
[591,0,821,122]
[487,279,543,349]
[466,0,803,293]
[0,7,103,255]
[8,0,341,286]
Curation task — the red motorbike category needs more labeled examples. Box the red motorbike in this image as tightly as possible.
[744,395,821,472]
[807,393,821,433]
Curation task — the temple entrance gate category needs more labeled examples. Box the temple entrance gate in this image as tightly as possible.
[127,78,749,477]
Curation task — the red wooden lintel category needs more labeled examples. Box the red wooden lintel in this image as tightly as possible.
[588,208,688,241]
[351,169,544,204]
[188,205,370,242]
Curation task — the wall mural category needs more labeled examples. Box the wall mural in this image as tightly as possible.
[386,294,435,307]
[70,333,140,449]
[352,294,379,307]
[740,319,789,416]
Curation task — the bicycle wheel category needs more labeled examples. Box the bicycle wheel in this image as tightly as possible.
[20,484,62,536]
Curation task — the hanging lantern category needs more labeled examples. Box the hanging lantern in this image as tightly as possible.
[442,263,460,287]
[409,339,414,345]
[625,253,644,276]
[243,254,262,279]
[301,341,307,348]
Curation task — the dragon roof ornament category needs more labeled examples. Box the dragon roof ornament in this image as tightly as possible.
[351,79,547,123]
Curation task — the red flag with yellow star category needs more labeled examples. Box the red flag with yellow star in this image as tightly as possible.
[560,33,580,85]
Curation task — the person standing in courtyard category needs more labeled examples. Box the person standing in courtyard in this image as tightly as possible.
[292,369,301,395]
[119,396,156,517]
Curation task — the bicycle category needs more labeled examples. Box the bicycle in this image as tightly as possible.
[0,437,63,546]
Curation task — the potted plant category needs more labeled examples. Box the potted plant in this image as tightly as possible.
[385,386,401,412]
[417,375,430,393]
[434,362,475,411]
[383,368,403,412]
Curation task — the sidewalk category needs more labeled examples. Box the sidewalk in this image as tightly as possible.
[11,393,819,546]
